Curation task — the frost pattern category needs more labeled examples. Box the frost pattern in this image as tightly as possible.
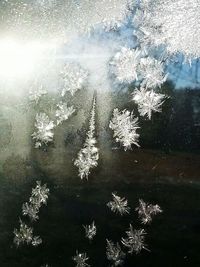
[13,220,33,247]
[72,251,90,267]
[29,85,47,104]
[32,113,55,148]
[106,239,126,266]
[133,0,200,58]
[74,97,99,179]
[132,87,166,119]
[139,57,167,89]
[107,193,130,216]
[61,63,89,96]
[110,47,141,84]
[83,221,97,241]
[13,220,42,247]
[22,181,50,221]
[135,199,162,224]
[109,108,140,150]
[56,102,75,125]
[121,225,147,254]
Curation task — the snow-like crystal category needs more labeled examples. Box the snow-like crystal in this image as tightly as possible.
[109,108,140,150]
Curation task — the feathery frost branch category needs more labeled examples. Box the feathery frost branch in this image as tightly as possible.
[74,97,99,179]
[56,102,75,125]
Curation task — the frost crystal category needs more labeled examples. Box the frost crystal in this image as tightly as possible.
[29,85,47,104]
[109,108,140,150]
[32,235,42,246]
[55,102,75,125]
[61,63,88,96]
[22,181,49,221]
[107,193,130,216]
[83,221,97,241]
[32,113,55,148]
[139,57,166,89]
[132,87,166,119]
[135,199,162,224]
[106,239,126,266]
[121,225,147,254]
[110,47,141,83]
[22,202,39,221]
[72,251,90,267]
[13,220,33,247]
[74,97,99,179]
[30,181,50,207]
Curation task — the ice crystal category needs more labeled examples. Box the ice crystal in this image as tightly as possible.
[72,251,90,267]
[13,220,33,247]
[107,193,130,216]
[106,239,126,266]
[22,181,49,221]
[132,87,166,119]
[61,63,89,96]
[29,85,47,104]
[110,47,141,84]
[83,221,97,241]
[109,108,140,150]
[32,235,42,246]
[135,199,162,224]
[121,225,147,254]
[133,0,200,58]
[55,102,75,125]
[139,57,167,89]
[30,181,50,207]
[74,97,99,179]
[32,113,55,148]
[22,202,39,221]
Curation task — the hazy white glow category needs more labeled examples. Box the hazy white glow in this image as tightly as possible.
[0,39,55,79]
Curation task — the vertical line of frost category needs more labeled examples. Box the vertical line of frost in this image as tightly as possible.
[74,96,99,180]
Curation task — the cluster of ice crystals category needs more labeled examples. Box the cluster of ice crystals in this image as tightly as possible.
[83,221,97,241]
[56,102,75,125]
[22,181,49,221]
[74,97,99,180]
[135,199,162,225]
[110,47,141,84]
[72,251,90,267]
[139,57,167,89]
[132,87,166,119]
[32,113,55,148]
[106,239,126,266]
[29,85,47,104]
[61,63,89,96]
[14,220,33,247]
[107,193,130,216]
[133,0,200,58]
[121,225,147,254]
[109,108,140,150]
[13,220,42,247]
